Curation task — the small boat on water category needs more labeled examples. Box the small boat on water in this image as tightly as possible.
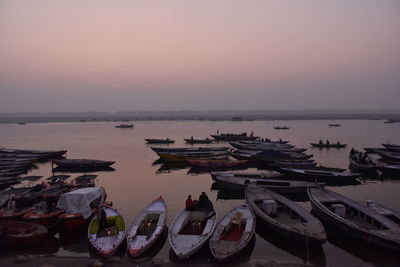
[115,123,134,128]
[53,159,115,169]
[184,138,213,144]
[210,133,259,142]
[328,123,341,127]
[157,150,229,162]
[308,187,400,252]
[374,150,400,162]
[246,186,326,245]
[274,126,289,130]
[88,205,126,257]
[278,167,361,183]
[127,197,167,257]
[375,162,400,175]
[0,148,67,158]
[57,187,106,229]
[213,173,321,194]
[169,202,217,260]
[0,221,48,247]
[348,149,376,173]
[209,205,255,262]
[151,146,229,153]
[145,138,175,144]
[310,142,347,148]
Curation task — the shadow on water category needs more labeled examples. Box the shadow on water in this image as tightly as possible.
[59,226,89,253]
[255,221,326,266]
[326,229,400,267]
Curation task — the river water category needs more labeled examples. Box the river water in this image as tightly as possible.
[1,120,400,266]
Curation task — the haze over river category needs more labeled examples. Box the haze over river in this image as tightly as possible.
[1,120,400,266]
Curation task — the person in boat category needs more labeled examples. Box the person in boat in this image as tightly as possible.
[191,136,194,140]
[337,141,340,145]
[326,140,330,145]
[185,195,197,211]
[198,192,213,212]
[319,140,323,145]
[97,205,108,235]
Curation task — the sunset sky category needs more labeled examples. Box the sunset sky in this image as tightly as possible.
[1,0,399,112]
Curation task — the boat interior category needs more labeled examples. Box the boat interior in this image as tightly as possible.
[220,213,246,241]
[137,213,160,236]
[255,199,307,226]
[321,200,389,230]
[178,211,208,235]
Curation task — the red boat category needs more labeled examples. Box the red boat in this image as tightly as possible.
[0,207,36,221]
[0,220,48,247]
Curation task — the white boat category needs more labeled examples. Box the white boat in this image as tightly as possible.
[308,187,400,251]
[169,205,217,260]
[127,197,167,257]
[209,204,255,262]
[246,186,326,245]
[88,205,126,257]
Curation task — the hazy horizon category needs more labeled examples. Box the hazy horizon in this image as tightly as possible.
[1,0,400,113]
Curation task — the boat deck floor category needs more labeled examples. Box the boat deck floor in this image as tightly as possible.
[273,211,307,230]
[137,220,157,236]
[221,224,244,241]
[179,220,206,235]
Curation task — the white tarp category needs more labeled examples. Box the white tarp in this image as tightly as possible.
[57,187,105,219]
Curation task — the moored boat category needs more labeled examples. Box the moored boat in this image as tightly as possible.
[348,148,376,173]
[88,205,126,257]
[53,159,115,169]
[246,186,326,245]
[57,187,106,229]
[0,220,48,247]
[308,187,400,251]
[184,138,213,144]
[209,205,255,262]
[115,123,134,128]
[169,201,217,260]
[145,138,175,144]
[187,159,247,169]
[310,142,347,148]
[127,196,167,257]
[278,167,361,183]
[210,133,259,141]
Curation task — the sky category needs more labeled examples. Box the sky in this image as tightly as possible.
[0,0,399,113]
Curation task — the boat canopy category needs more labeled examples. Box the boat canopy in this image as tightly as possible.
[57,187,105,219]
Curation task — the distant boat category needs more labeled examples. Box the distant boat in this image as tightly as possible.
[145,138,175,144]
[310,142,347,148]
[278,167,361,183]
[18,122,26,125]
[53,159,115,169]
[210,133,259,142]
[328,123,341,127]
[382,143,400,153]
[184,137,213,144]
[187,158,248,169]
[273,126,289,130]
[115,123,134,128]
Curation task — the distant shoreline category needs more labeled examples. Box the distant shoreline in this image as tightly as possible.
[1,110,400,124]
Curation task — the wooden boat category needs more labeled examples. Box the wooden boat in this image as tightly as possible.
[213,174,321,194]
[308,187,400,251]
[210,133,259,142]
[23,208,65,227]
[187,159,247,169]
[57,187,106,229]
[274,126,289,130]
[310,142,347,148]
[255,150,313,161]
[209,205,255,262]
[0,148,67,158]
[127,197,167,257]
[382,143,400,153]
[246,186,326,244]
[278,167,361,182]
[151,146,229,153]
[365,201,400,225]
[375,150,400,162]
[348,149,376,173]
[268,160,318,169]
[115,123,133,128]
[53,159,115,169]
[375,163,400,175]
[157,151,228,162]
[88,205,126,257]
[328,123,341,127]
[169,204,217,260]
[145,138,175,144]
[0,221,48,247]
[184,138,213,144]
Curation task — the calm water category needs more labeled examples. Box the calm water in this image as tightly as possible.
[1,120,400,266]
